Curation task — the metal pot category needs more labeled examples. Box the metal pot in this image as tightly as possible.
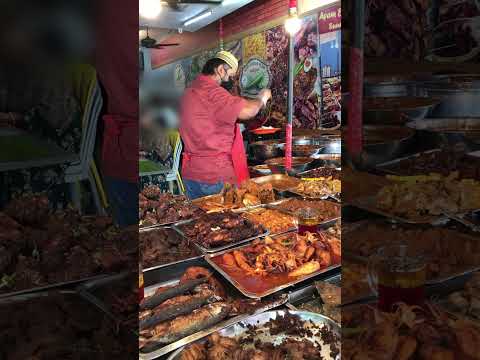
[265,157,313,176]
[291,136,325,157]
[365,81,417,97]
[407,117,480,152]
[250,140,285,161]
[416,76,480,117]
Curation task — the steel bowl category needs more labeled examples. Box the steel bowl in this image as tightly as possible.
[320,137,341,154]
[407,117,480,152]
[363,96,441,124]
[251,164,272,175]
[310,153,341,167]
[250,140,285,161]
[265,157,313,176]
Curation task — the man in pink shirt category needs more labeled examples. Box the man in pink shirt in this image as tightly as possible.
[180,51,271,199]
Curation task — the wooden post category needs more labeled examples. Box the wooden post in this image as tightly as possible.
[346,0,365,157]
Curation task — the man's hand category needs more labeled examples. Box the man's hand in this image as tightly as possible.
[258,89,272,106]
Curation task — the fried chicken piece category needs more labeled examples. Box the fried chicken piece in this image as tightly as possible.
[242,193,261,207]
[395,335,417,360]
[418,344,454,360]
[454,321,480,359]
[180,343,207,360]
[258,183,275,203]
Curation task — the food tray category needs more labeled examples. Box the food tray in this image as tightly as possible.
[172,217,269,254]
[296,166,341,179]
[287,189,341,202]
[375,148,442,175]
[76,272,137,335]
[191,193,275,213]
[445,210,480,232]
[350,195,447,224]
[167,310,341,360]
[250,174,301,192]
[342,247,480,287]
[0,273,109,299]
[138,259,288,359]
[287,273,341,308]
[238,206,298,236]
[205,238,340,299]
[267,198,341,226]
[140,227,203,271]
[0,289,136,357]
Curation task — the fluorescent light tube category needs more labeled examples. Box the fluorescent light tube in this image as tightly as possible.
[184,11,212,26]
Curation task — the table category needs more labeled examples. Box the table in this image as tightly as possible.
[0,128,79,172]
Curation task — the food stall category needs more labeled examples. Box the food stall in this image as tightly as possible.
[341,0,480,358]
[138,0,342,358]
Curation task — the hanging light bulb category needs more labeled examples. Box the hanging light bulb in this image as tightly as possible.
[139,0,162,19]
[285,0,301,35]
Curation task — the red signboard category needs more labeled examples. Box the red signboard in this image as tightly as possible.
[318,4,341,34]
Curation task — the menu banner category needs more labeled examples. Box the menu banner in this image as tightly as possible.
[318,4,341,34]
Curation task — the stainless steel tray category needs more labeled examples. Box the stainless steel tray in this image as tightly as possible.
[237,205,299,236]
[343,248,480,288]
[284,179,341,201]
[266,198,341,226]
[375,148,442,175]
[138,262,288,359]
[172,217,269,254]
[296,166,341,179]
[287,273,341,307]
[0,273,109,299]
[191,193,284,214]
[250,174,301,192]
[76,272,137,336]
[167,310,341,360]
[205,239,340,299]
[140,227,204,272]
[350,195,448,225]
[0,289,136,354]
[445,211,480,232]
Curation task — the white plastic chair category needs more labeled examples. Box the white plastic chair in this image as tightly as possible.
[139,131,184,194]
[165,133,184,194]
[64,65,105,214]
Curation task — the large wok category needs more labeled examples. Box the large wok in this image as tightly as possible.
[407,117,480,152]
[416,74,480,117]
[343,125,416,169]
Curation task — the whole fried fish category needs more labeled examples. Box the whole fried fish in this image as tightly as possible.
[140,289,218,330]
[140,278,207,310]
[140,302,231,347]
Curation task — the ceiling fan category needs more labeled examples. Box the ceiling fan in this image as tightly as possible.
[162,0,223,12]
[140,27,180,49]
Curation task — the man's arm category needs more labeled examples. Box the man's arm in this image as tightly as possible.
[238,89,272,121]
[238,98,264,120]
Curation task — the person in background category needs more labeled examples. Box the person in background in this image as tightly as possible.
[95,0,138,227]
[139,100,174,192]
[180,51,271,199]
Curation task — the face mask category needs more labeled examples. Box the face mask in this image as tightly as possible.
[221,77,234,91]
